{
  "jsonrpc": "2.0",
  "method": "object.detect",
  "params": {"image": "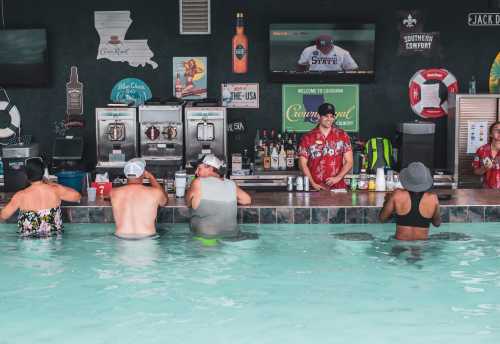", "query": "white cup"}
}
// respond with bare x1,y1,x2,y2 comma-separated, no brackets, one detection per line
295,176,304,191
87,187,97,202
375,168,386,192
175,171,187,198
176,186,186,198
